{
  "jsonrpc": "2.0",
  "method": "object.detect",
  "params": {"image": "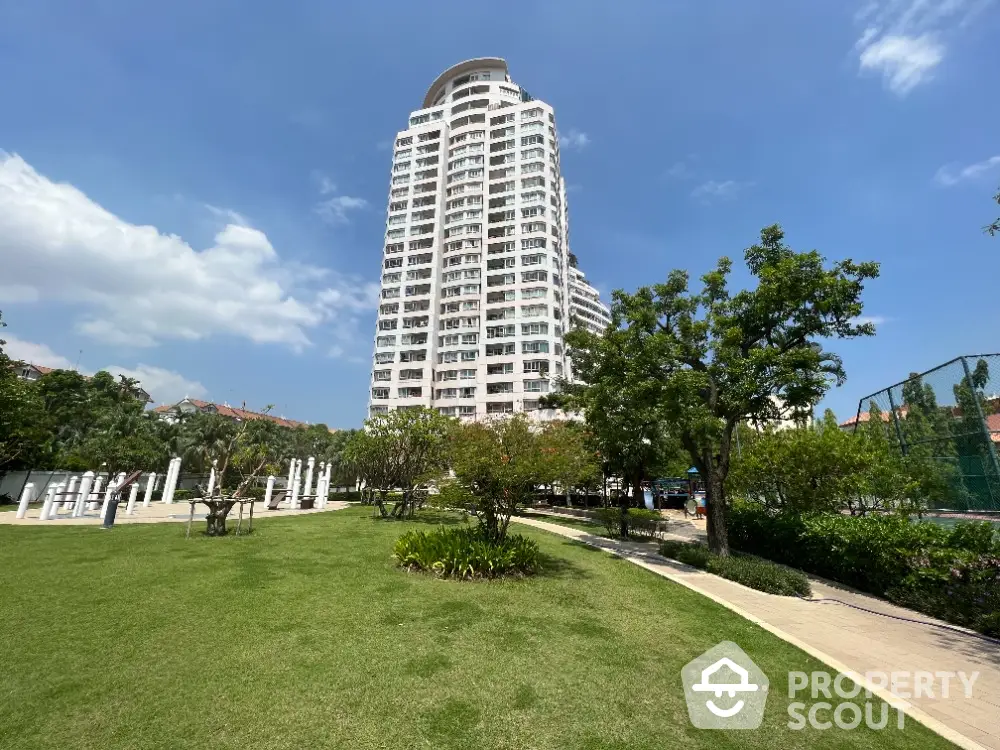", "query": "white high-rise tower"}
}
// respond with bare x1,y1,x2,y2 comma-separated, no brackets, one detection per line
368,58,607,420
